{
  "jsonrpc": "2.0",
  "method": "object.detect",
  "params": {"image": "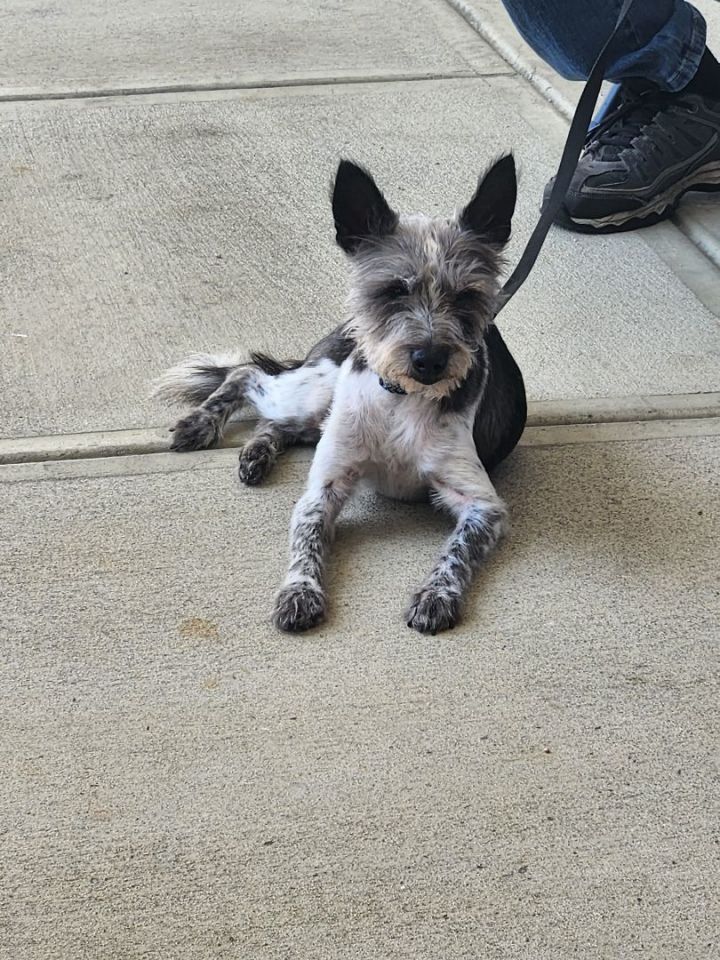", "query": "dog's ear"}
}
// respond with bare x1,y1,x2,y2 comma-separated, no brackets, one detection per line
332,160,398,254
460,154,517,245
